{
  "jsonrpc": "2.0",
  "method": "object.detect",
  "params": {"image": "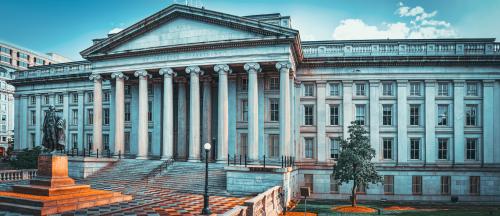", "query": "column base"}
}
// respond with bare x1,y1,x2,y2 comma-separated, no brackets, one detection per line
135,156,149,160
216,159,228,164
160,156,173,161
187,159,201,163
